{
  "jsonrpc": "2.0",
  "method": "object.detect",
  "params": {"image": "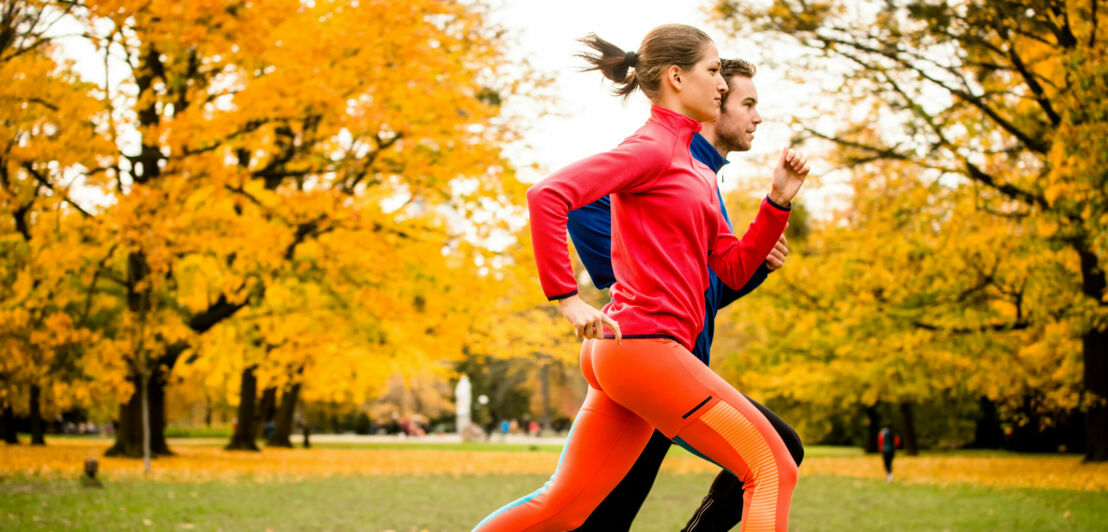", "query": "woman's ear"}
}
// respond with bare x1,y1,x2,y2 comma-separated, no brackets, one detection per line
666,64,683,91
